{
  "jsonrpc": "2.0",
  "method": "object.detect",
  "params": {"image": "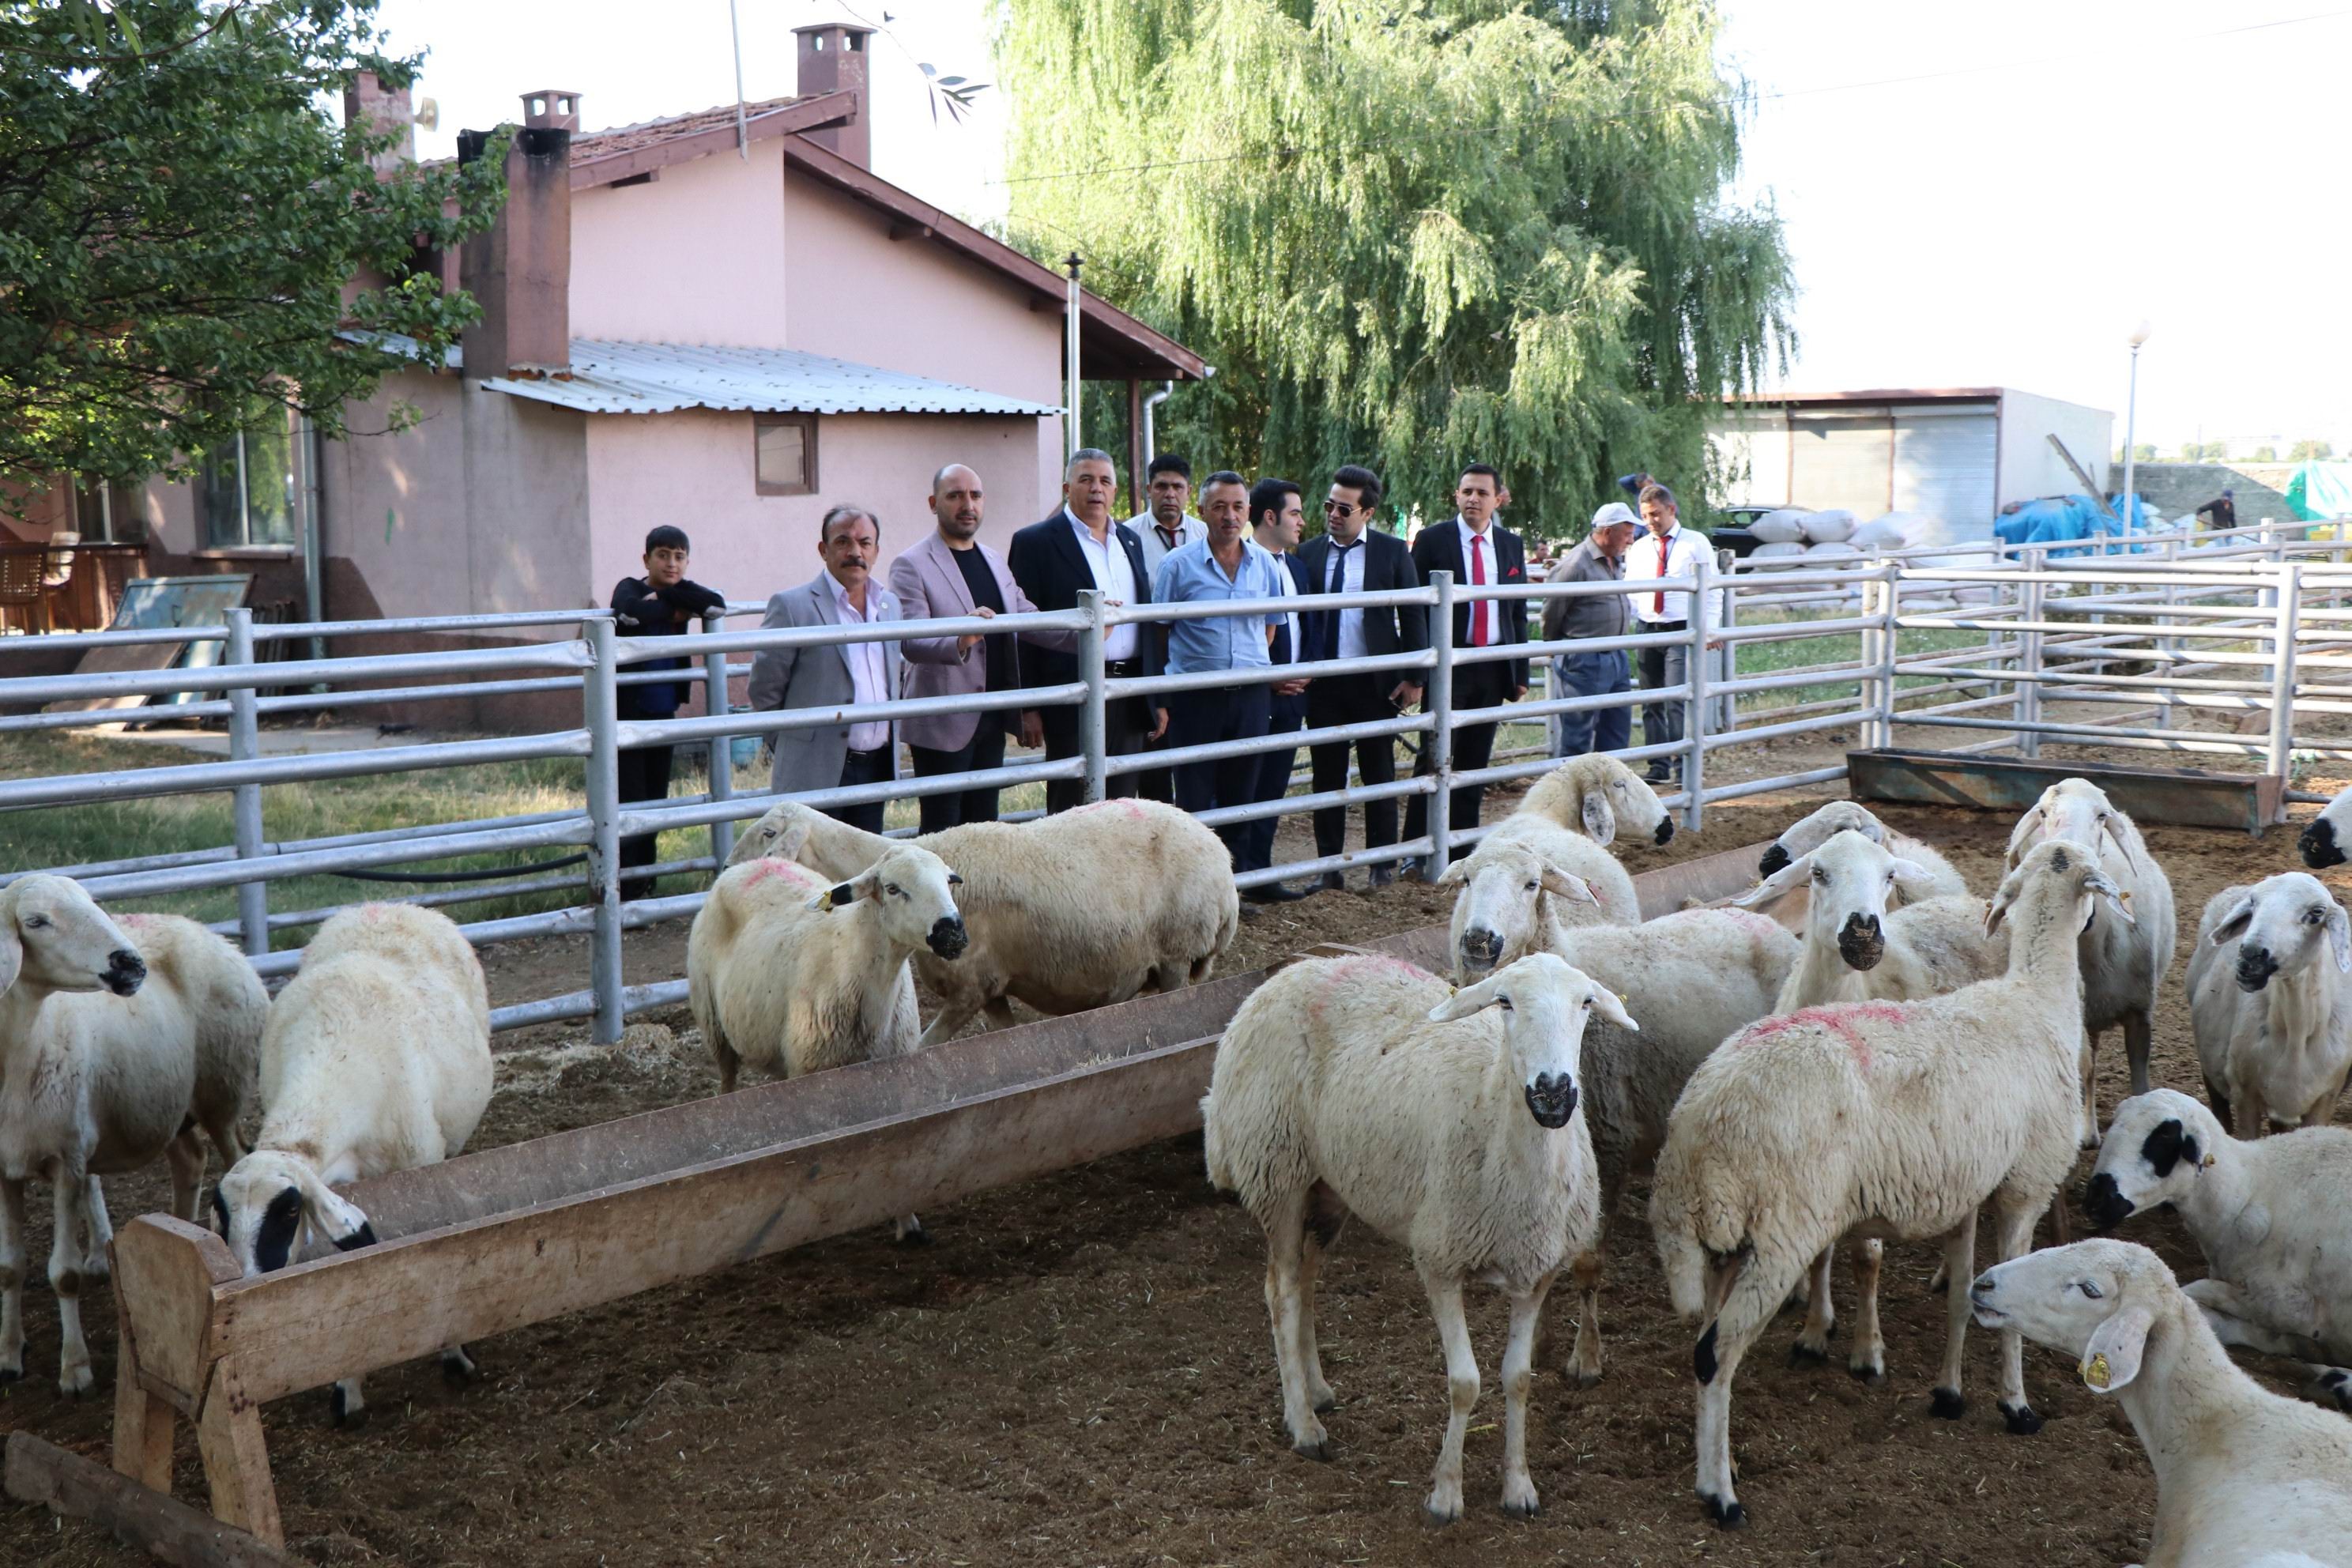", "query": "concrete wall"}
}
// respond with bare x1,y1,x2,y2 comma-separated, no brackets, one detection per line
1997,390,2113,507
583,407,1046,605
2118,462,2297,526
571,138,791,348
